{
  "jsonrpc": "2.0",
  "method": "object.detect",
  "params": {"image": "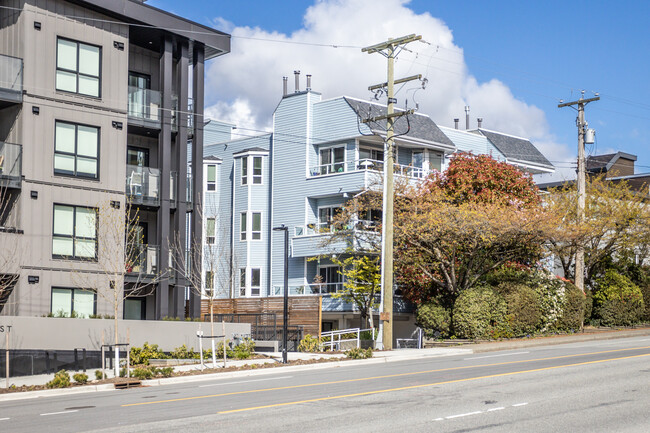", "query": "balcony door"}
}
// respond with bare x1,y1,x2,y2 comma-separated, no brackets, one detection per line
128,72,151,118
127,146,149,167
318,266,342,294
